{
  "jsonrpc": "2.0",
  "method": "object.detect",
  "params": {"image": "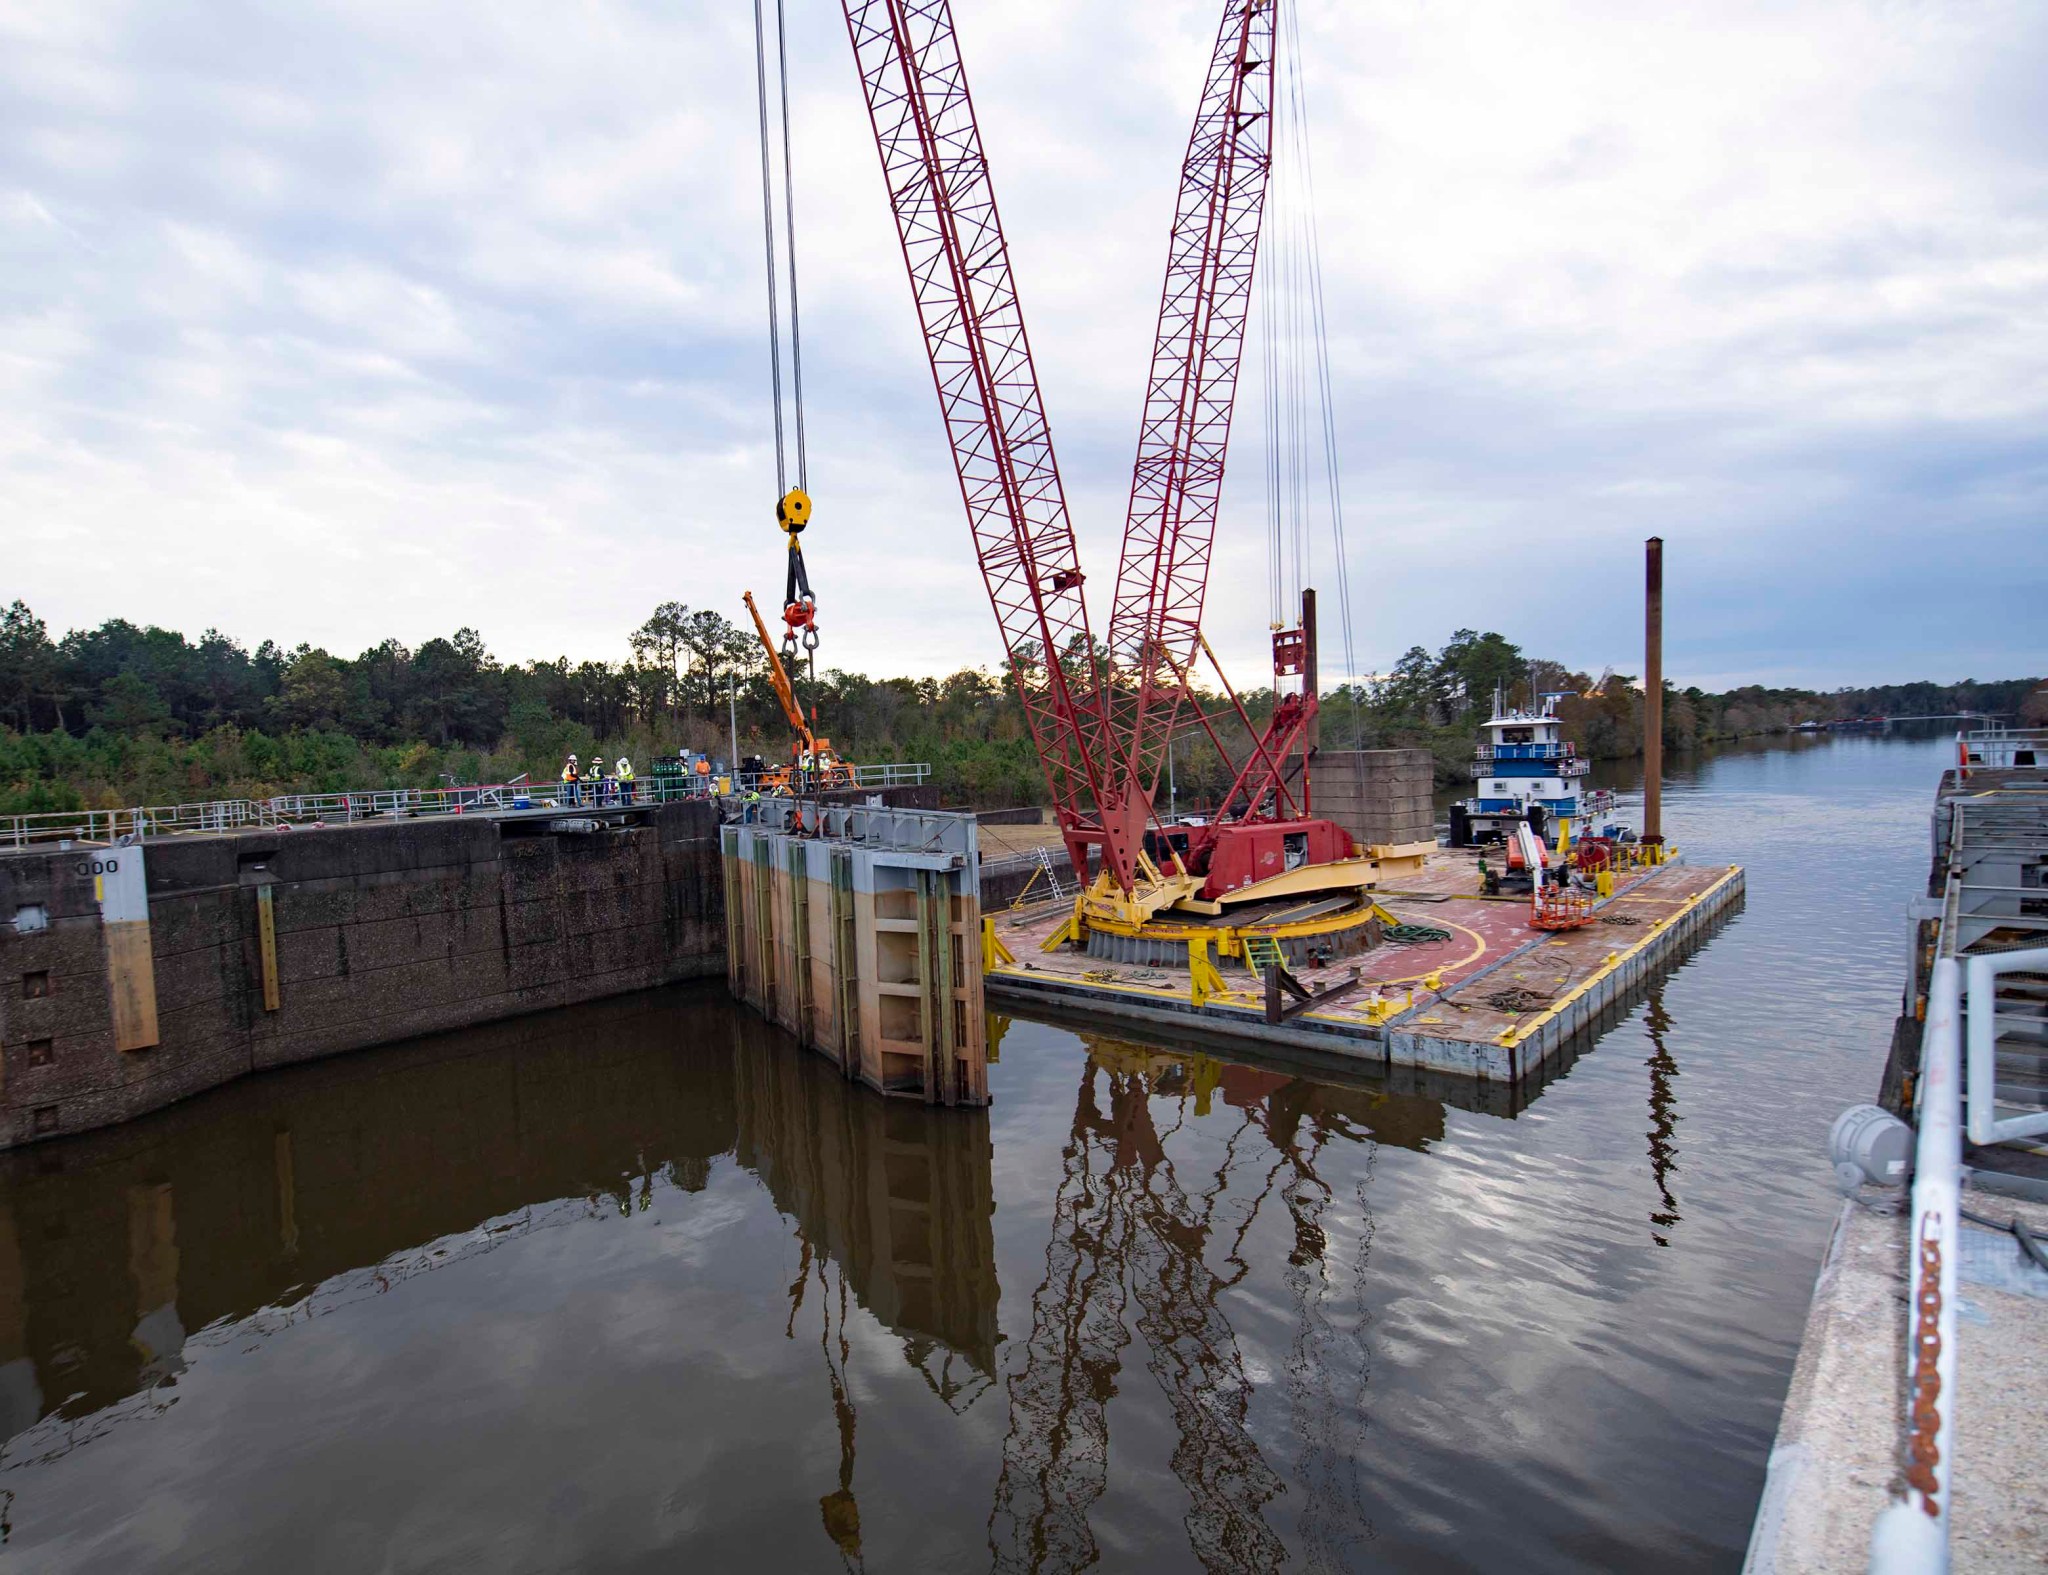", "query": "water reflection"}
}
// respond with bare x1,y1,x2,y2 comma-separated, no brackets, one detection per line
991,1036,1437,1574
1644,986,1682,1244
0,990,998,1479
0,984,1461,1571
0,946,1723,1569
